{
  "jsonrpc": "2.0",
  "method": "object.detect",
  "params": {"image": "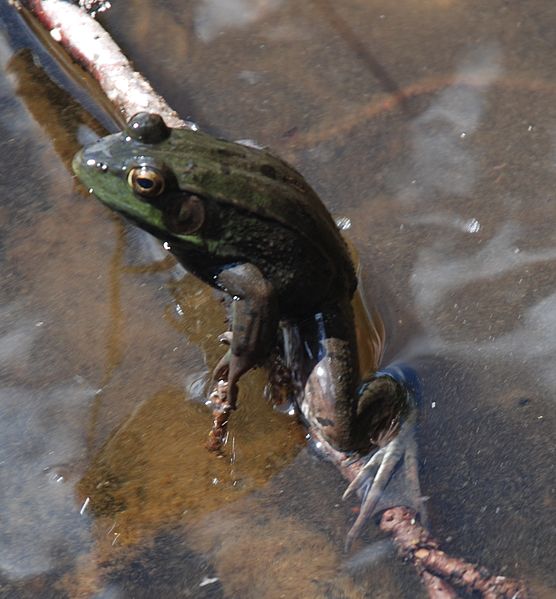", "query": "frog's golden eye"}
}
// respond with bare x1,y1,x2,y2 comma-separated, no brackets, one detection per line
127,166,165,198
